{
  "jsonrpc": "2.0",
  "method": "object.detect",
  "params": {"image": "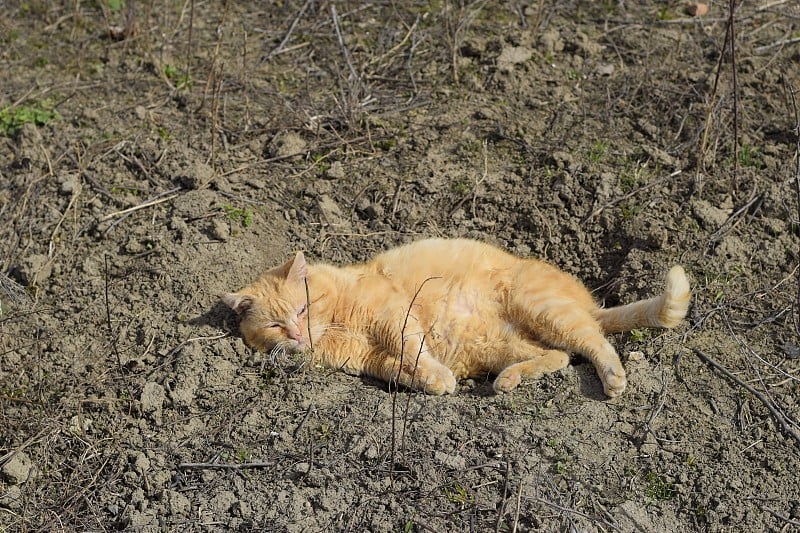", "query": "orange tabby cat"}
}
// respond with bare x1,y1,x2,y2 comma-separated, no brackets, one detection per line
223,238,690,397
